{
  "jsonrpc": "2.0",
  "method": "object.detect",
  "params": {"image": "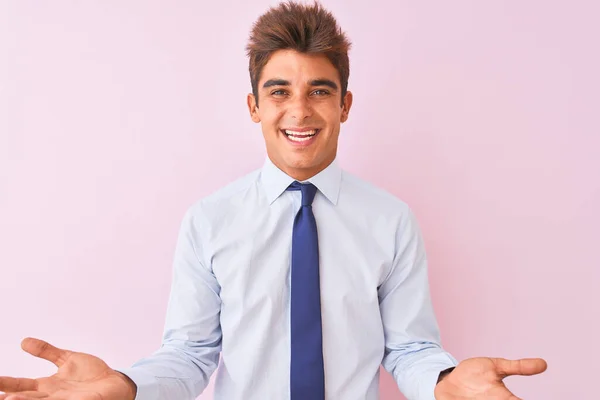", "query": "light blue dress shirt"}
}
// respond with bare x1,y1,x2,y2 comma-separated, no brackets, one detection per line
119,156,457,400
